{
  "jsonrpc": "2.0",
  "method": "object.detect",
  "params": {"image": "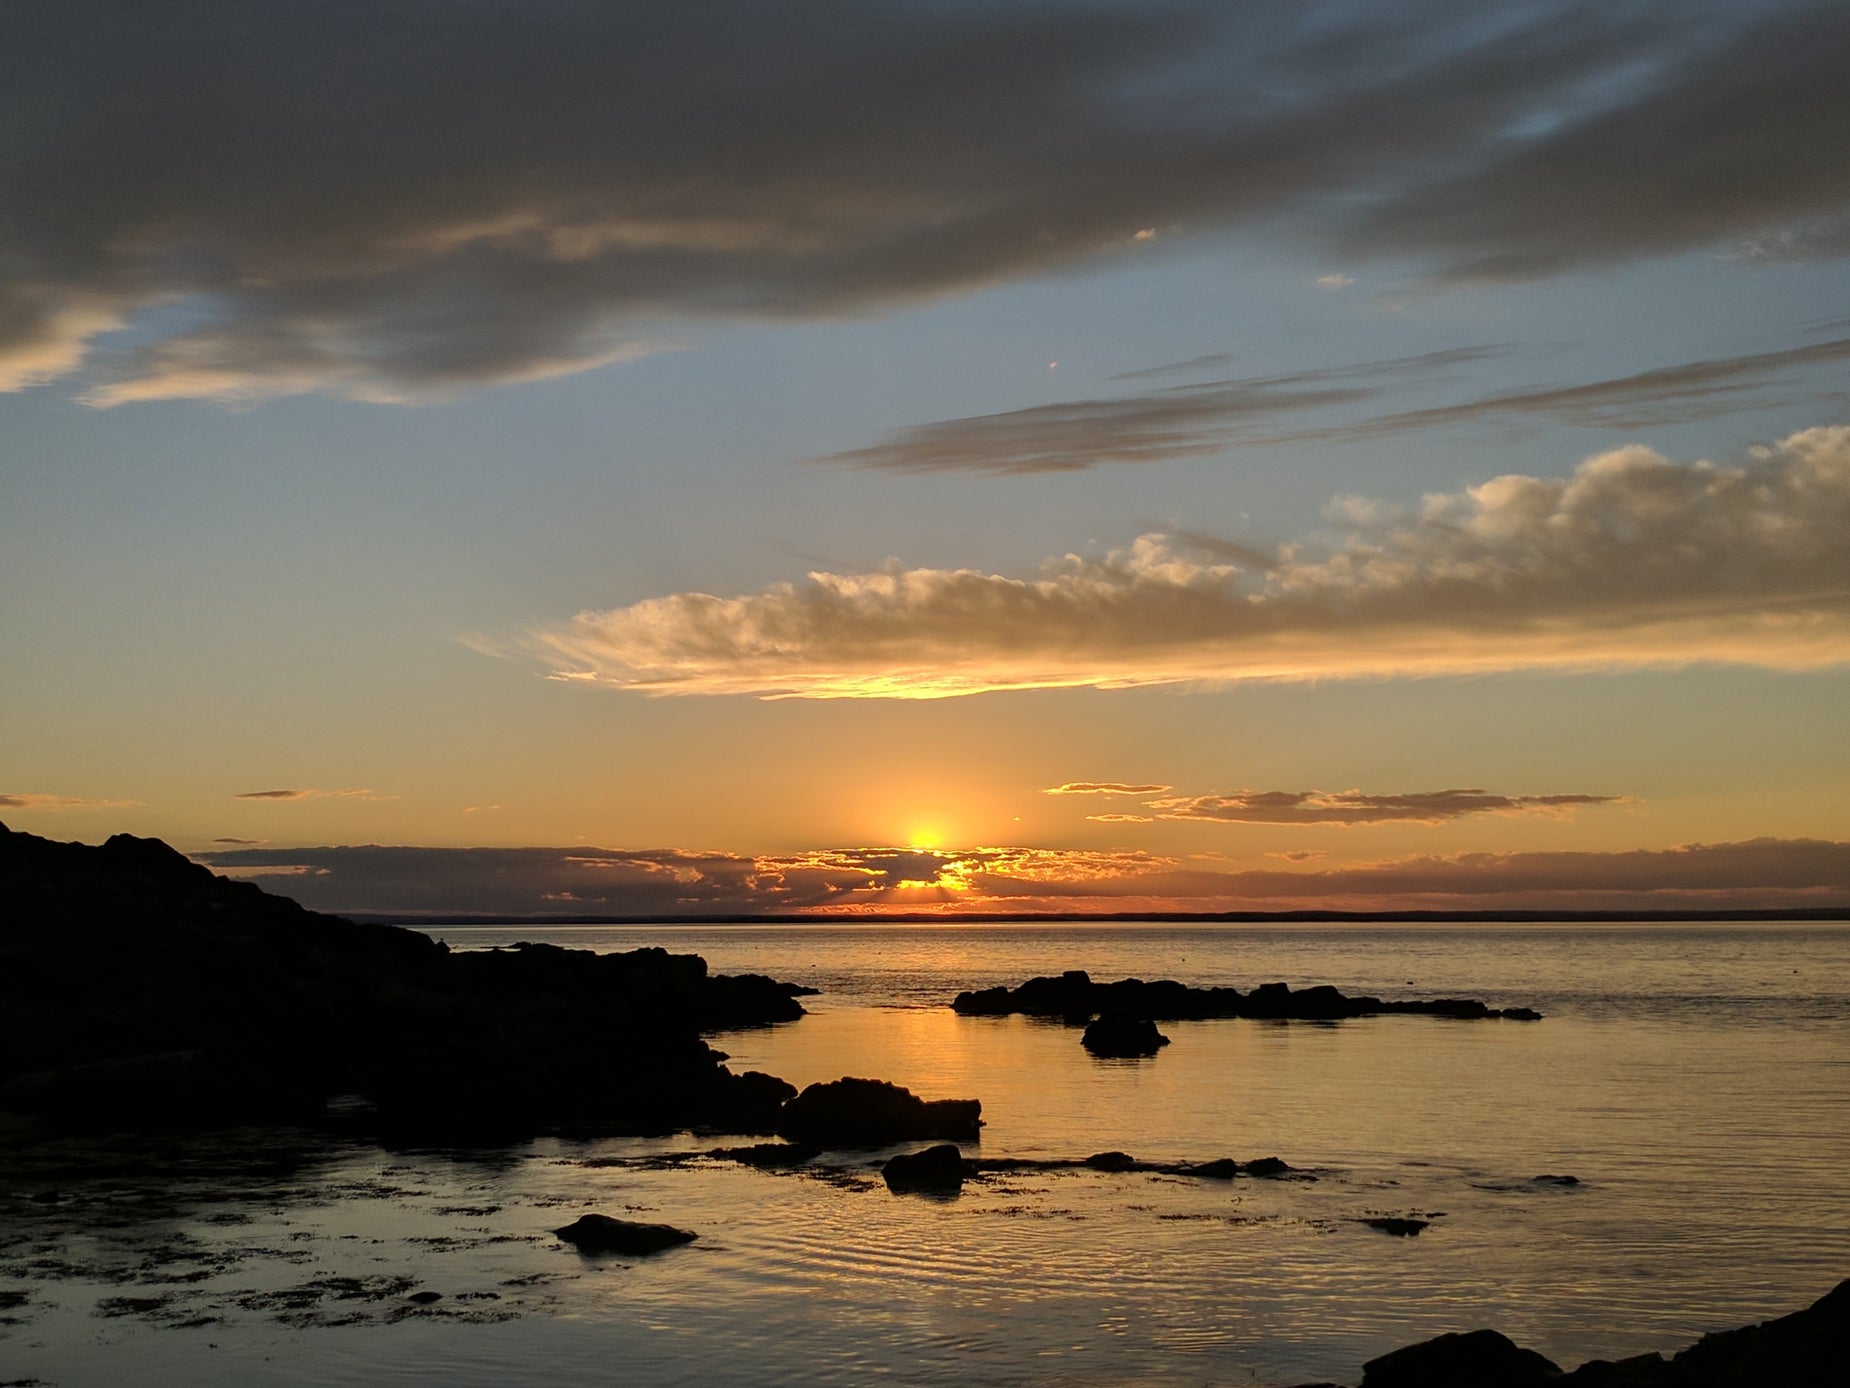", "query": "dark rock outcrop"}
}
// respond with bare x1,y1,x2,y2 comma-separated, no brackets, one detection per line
1362,1328,1561,1387
882,1143,966,1194
1082,1014,1170,1057
554,1214,698,1255
1352,1278,1850,1388
1358,1216,1430,1236
776,1077,982,1149
967,1152,1302,1180
708,1142,821,1169
0,823,808,1140
954,970,1541,1023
